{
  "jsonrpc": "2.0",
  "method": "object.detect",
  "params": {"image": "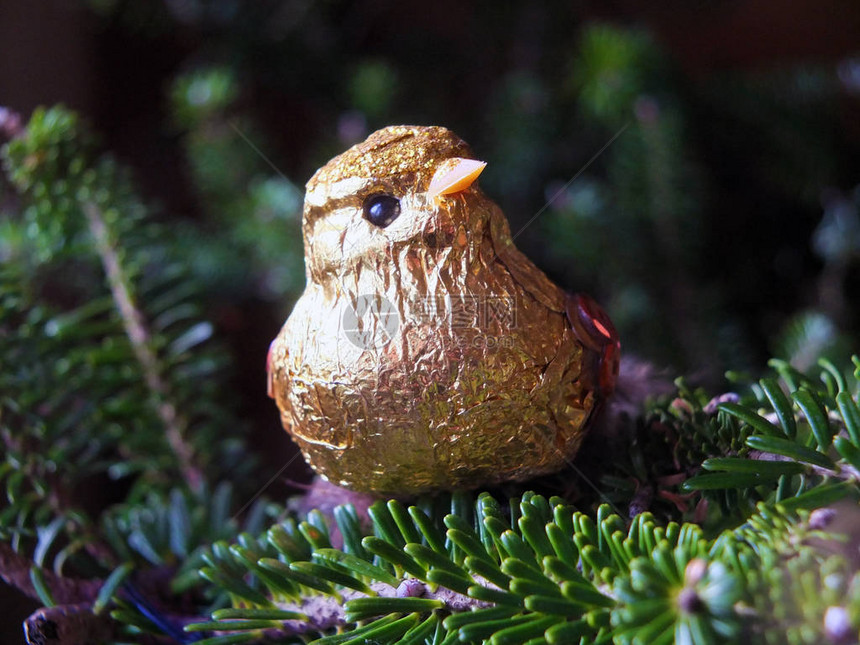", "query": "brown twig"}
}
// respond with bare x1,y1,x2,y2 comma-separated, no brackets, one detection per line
0,543,200,644
83,201,203,492
24,604,119,645
0,541,101,606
